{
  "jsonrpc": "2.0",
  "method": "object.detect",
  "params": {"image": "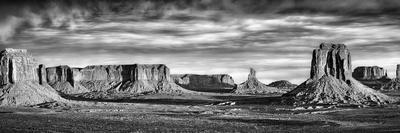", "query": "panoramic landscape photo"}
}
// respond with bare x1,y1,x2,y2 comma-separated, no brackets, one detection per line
0,0,400,132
